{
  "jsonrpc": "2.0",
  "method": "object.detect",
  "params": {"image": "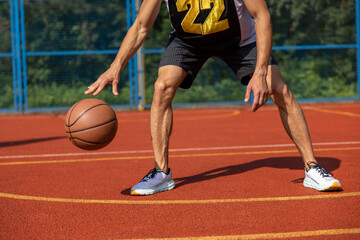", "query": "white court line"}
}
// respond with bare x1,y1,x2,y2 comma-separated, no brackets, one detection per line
1,141,360,160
